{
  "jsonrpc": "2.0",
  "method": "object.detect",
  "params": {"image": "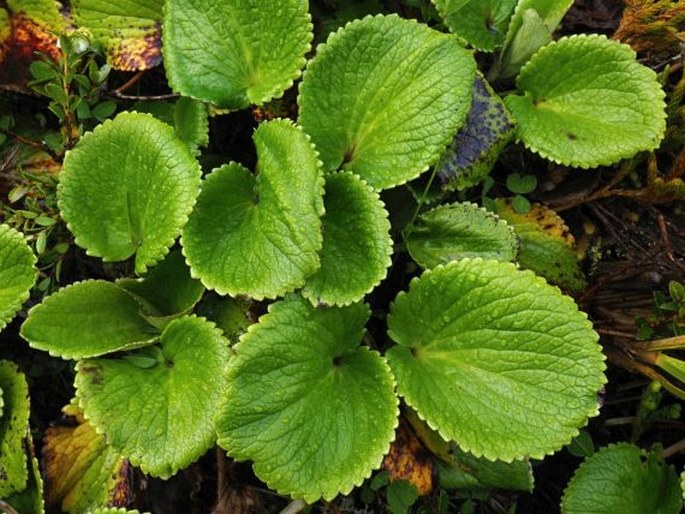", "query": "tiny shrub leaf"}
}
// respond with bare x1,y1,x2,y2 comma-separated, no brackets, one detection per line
163,0,312,109
0,360,30,497
302,172,392,306
182,119,324,300
561,444,682,514
58,112,201,274
21,280,159,360
432,0,518,51
406,202,518,269
75,316,229,479
216,295,399,503
504,34,666,168
386,259,606,461
0,224,36,331
298,14,476,190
